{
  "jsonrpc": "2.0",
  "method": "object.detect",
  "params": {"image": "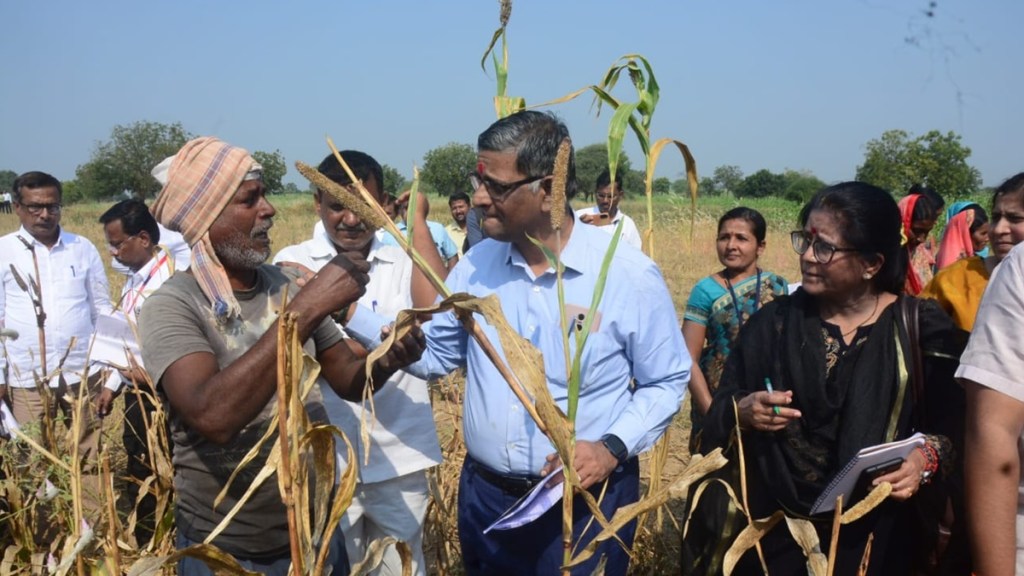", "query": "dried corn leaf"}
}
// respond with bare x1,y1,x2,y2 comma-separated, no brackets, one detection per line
127,543,261,576
648,137,698,250
213,348,319,508
367,293,617,529
316,427,358,574
299,424,348,573
723,511,785,576
302,426,338,543
785,516,828,576
858,532,874,575
649,138,697,206
366,292,562,445
841,481,892,524
397,540,413,576
350,536,398,576
204,457,277,544
566,449,728,568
